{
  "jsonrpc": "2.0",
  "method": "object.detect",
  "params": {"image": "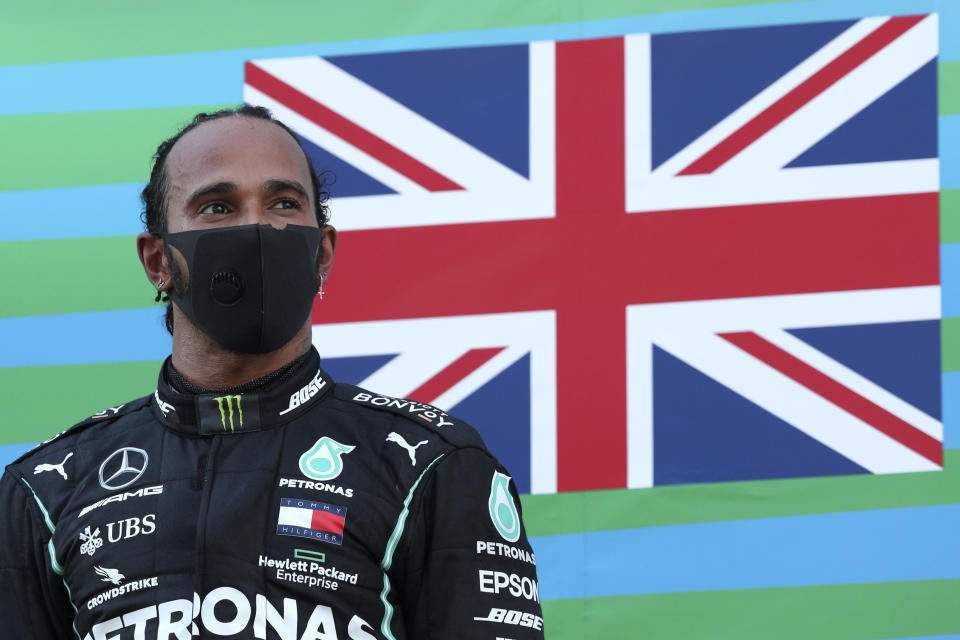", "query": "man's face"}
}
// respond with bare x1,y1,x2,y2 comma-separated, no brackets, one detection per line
163,116,319,234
